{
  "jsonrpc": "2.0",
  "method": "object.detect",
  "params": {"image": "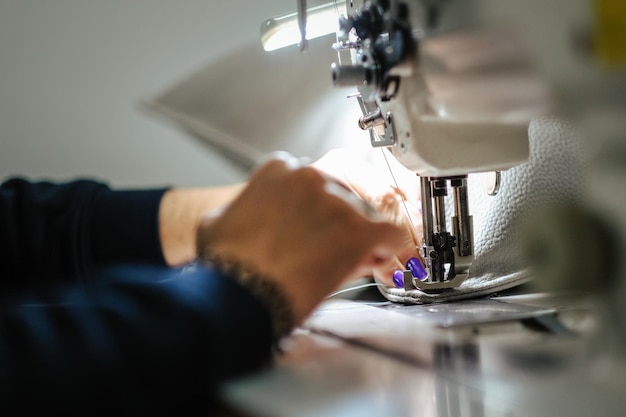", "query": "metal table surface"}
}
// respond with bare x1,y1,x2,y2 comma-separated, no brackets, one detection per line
220,288,626,417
